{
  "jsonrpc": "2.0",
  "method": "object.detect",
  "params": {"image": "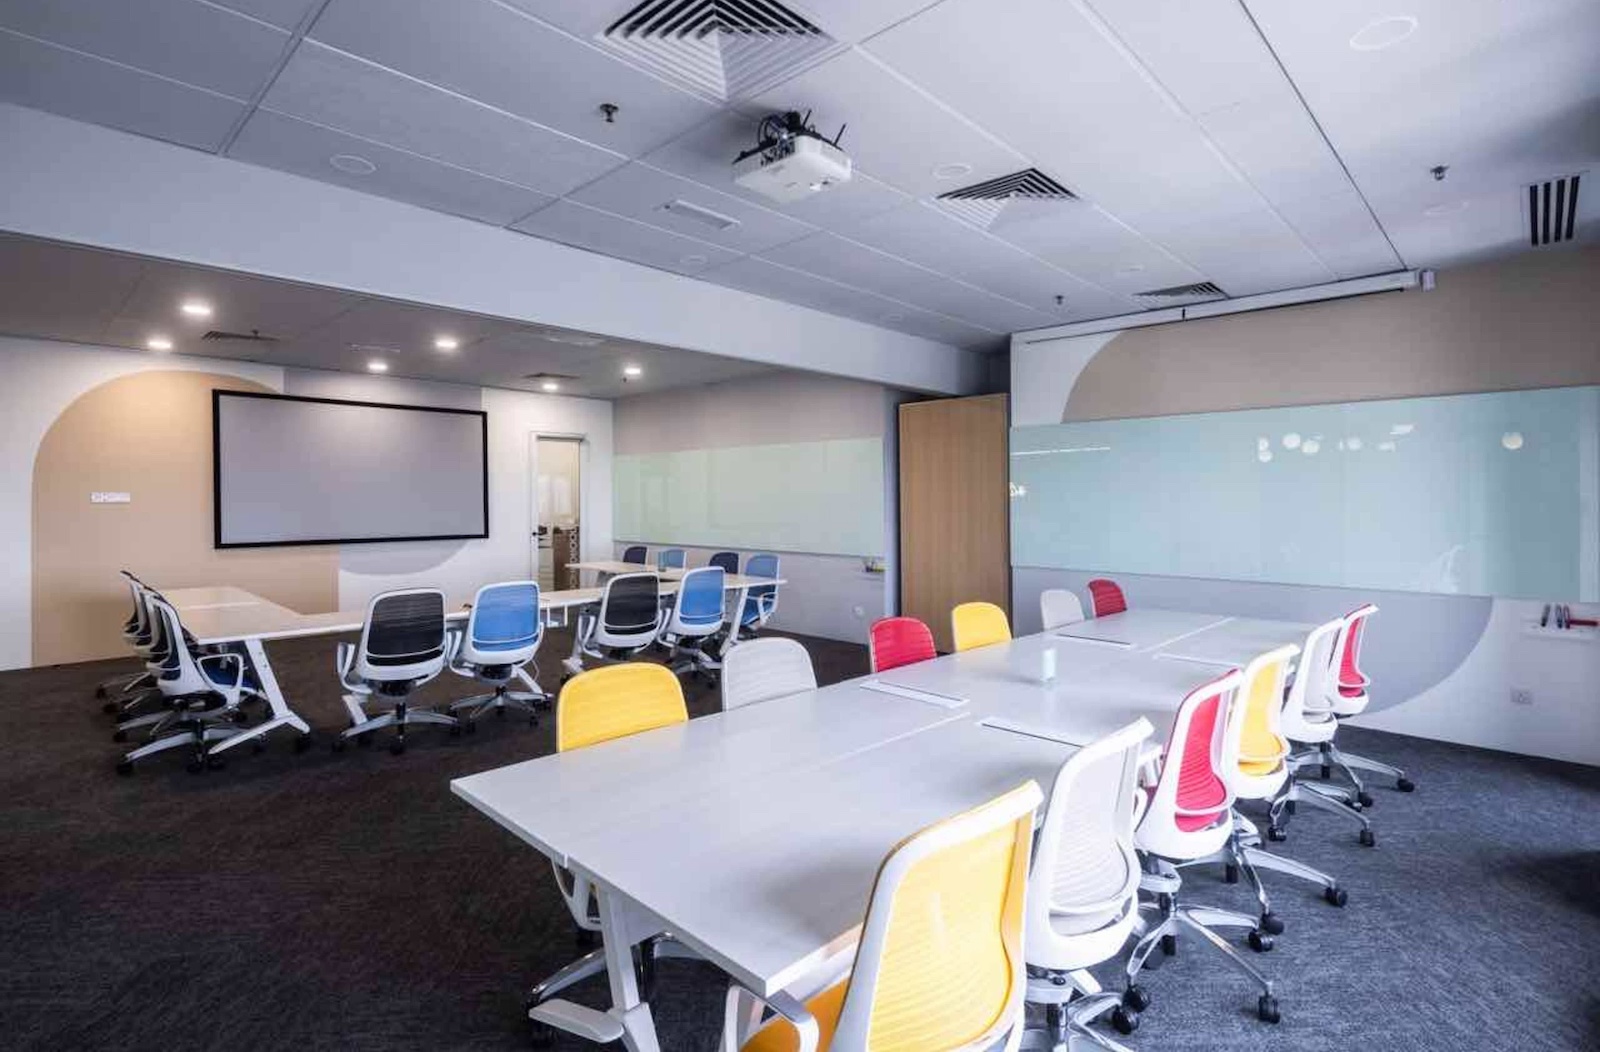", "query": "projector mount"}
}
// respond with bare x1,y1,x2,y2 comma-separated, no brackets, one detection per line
734,110,846,167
